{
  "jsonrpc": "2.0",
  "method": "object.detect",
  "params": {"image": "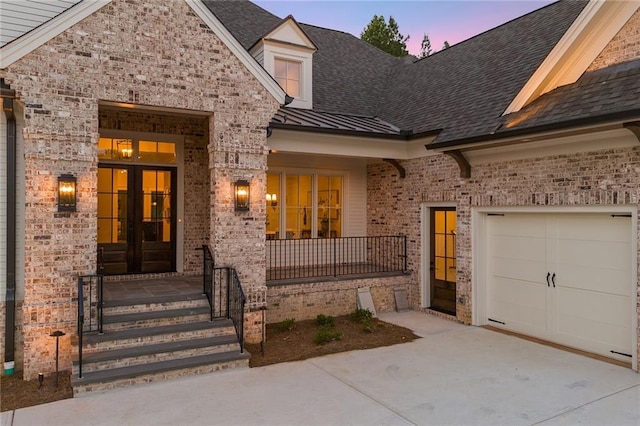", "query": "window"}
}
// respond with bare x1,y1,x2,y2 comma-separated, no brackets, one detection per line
98,137,176,164
266,172,342,239
274,58,301,98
